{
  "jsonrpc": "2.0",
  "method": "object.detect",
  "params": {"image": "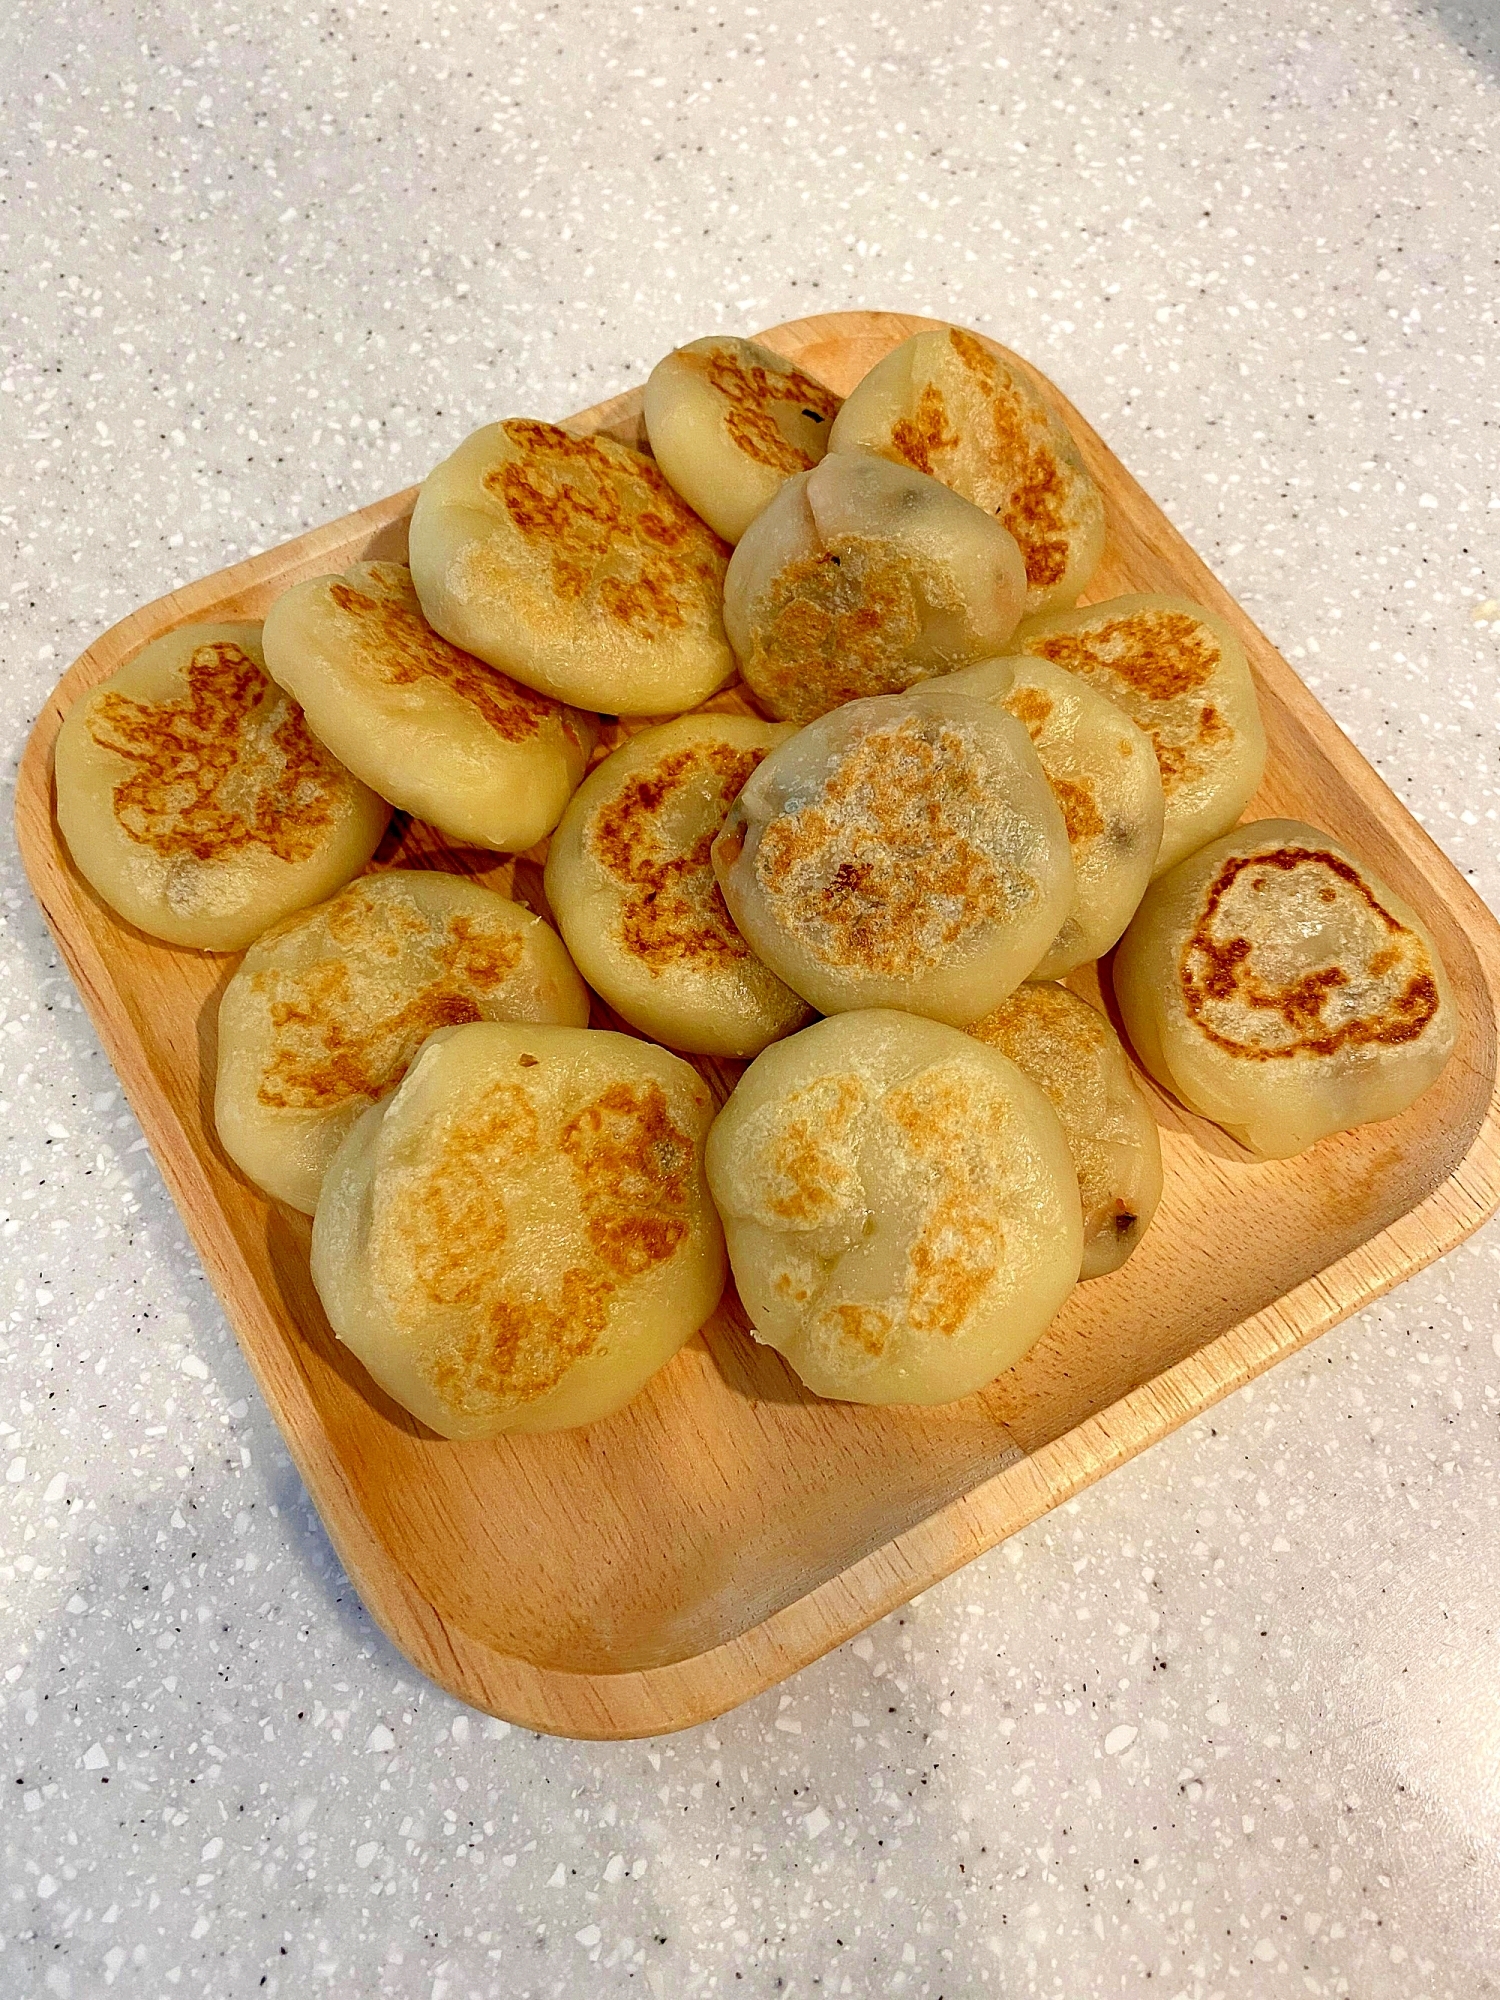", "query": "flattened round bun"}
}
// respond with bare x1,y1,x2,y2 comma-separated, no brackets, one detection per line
408,418,734,715
827,326,1106,615
544,714,812,1058
1113,818,1456,1158
311,1021,725,1438
643,335,842,544
1010,594,1267,877
54,622,389,952
711,685,1073,1024
945,655,1164,978
215,870,589,1213
261,561,594,853
722,453,1027,725
968,982,1162,1279
707,1010,1082,1404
